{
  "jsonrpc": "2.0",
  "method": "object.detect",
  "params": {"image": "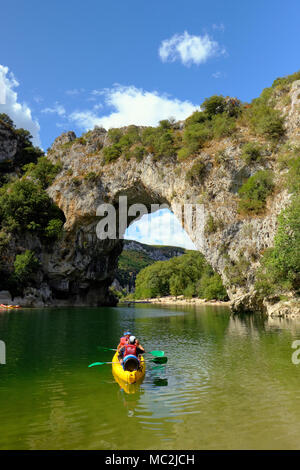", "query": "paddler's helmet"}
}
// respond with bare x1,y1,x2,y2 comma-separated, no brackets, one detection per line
129,335,136,344
123,331,131,336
